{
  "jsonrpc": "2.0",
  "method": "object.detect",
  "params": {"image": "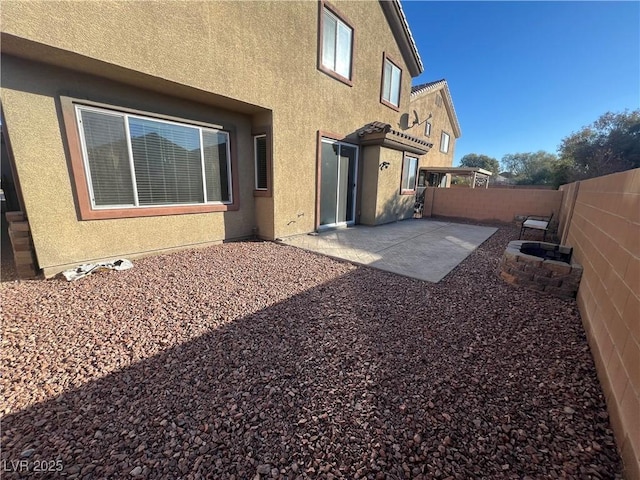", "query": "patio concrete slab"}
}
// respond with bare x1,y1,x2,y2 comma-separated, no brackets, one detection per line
279,219,497,282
